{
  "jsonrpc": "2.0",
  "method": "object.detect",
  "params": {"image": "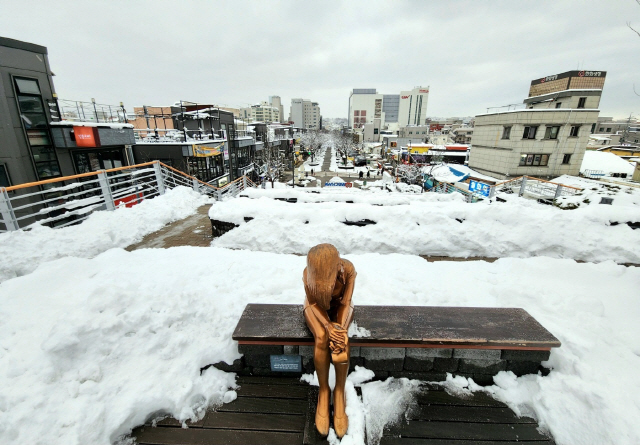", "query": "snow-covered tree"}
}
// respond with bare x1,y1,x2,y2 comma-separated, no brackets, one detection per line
333,133,357,166
256,143,282,188
396,163,423,185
